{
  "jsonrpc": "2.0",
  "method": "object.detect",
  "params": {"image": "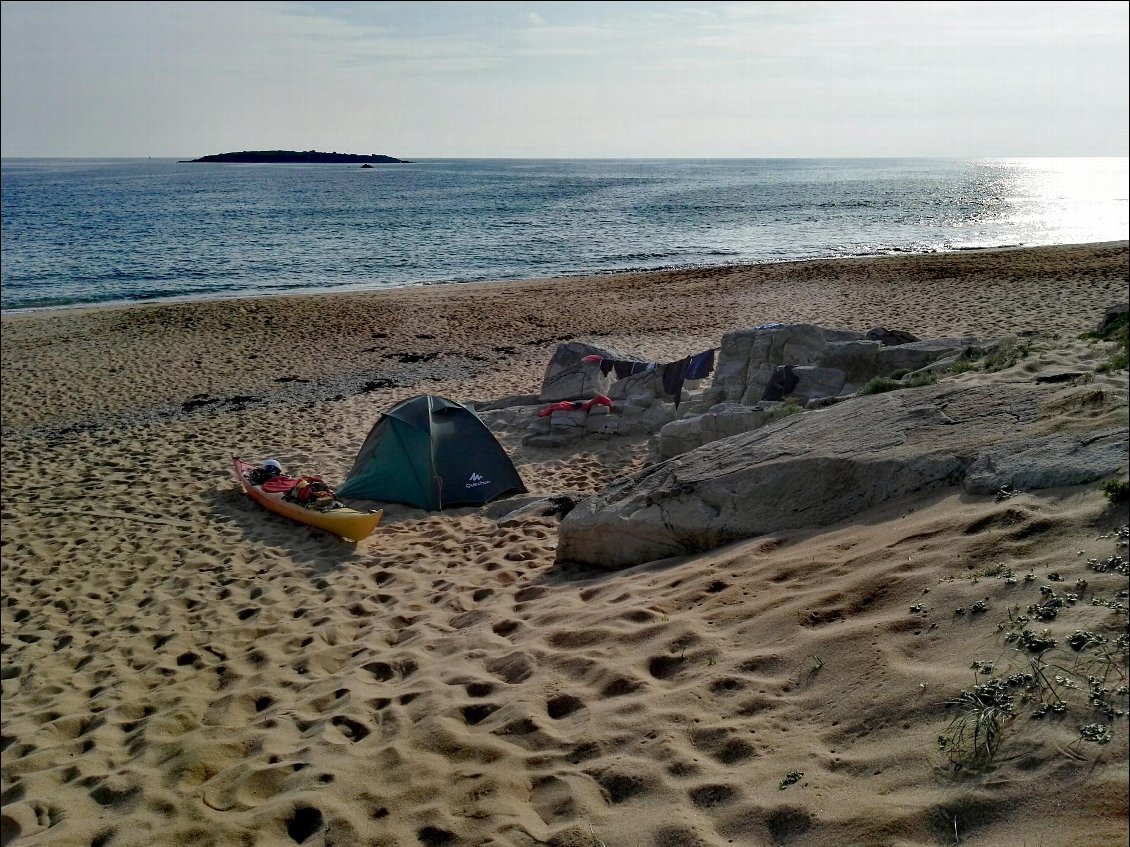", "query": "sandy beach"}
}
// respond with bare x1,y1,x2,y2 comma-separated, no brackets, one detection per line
2,242,1128,847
